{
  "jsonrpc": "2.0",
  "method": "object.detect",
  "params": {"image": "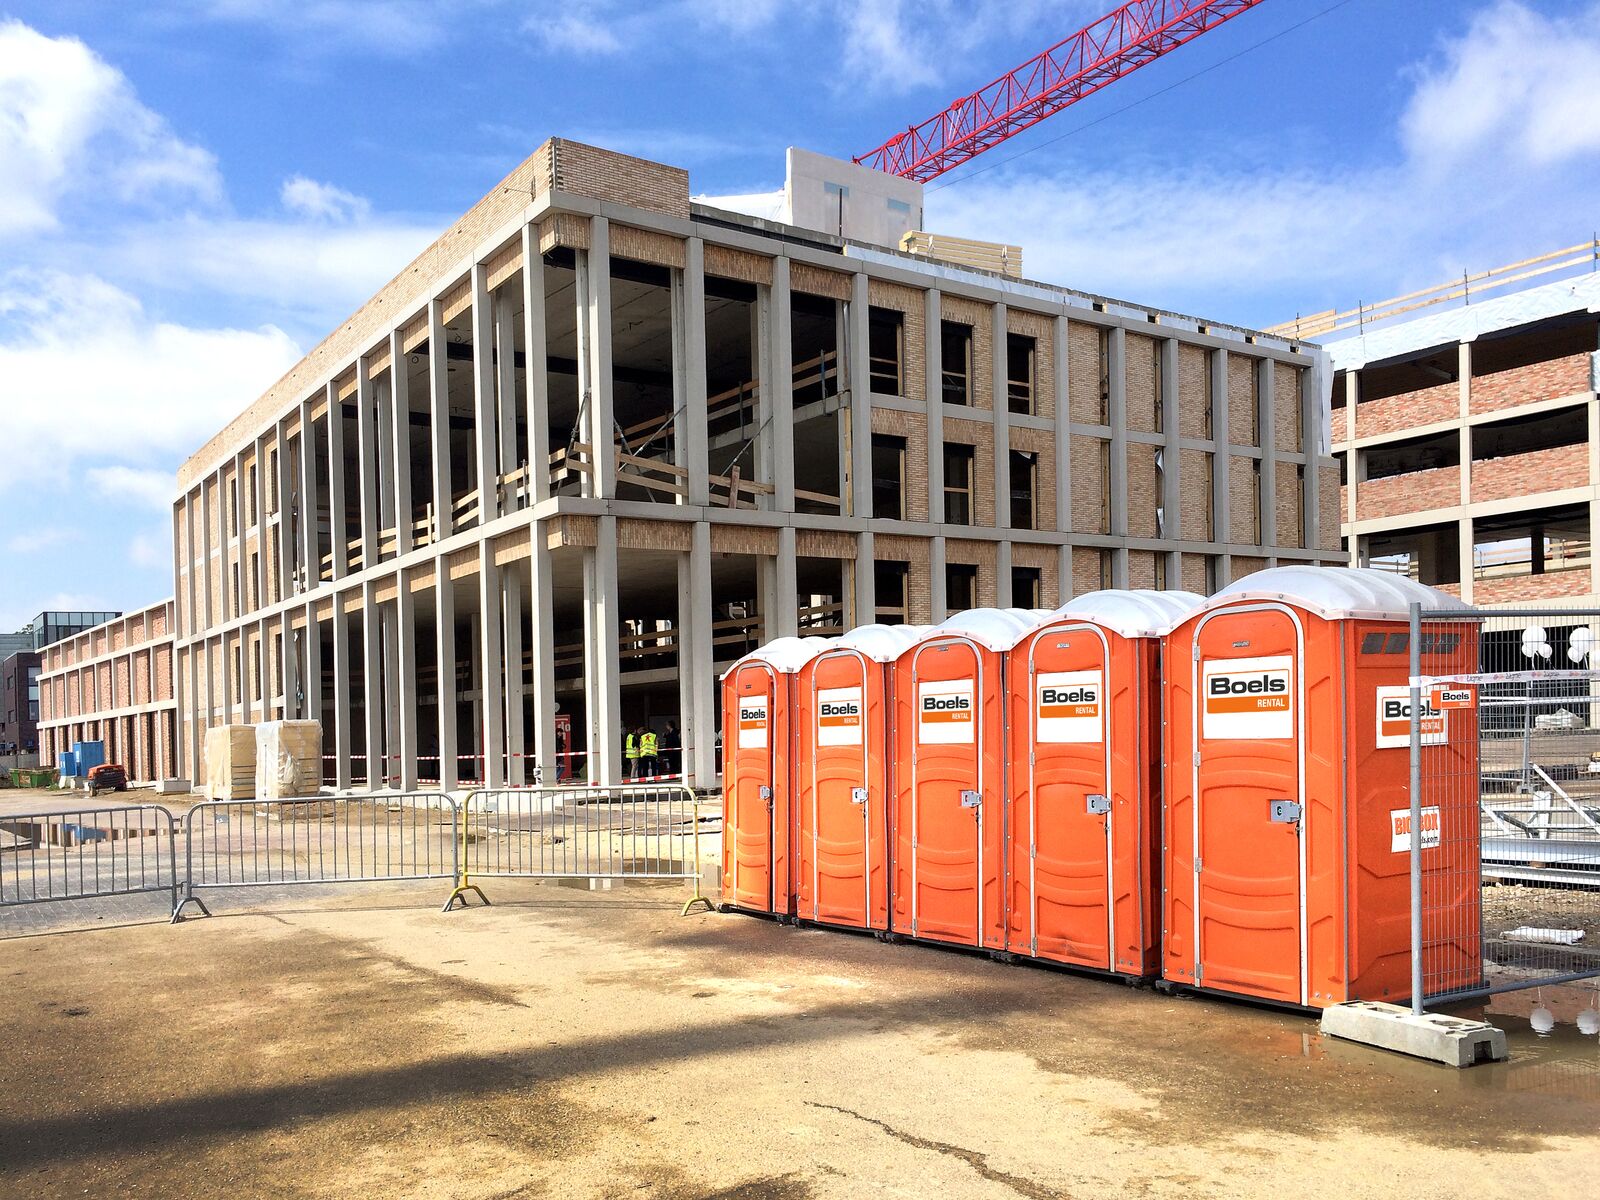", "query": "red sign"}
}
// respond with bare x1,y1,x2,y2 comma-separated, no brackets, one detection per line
1430,684,1476,711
